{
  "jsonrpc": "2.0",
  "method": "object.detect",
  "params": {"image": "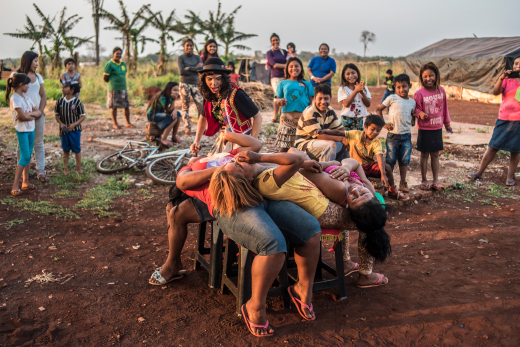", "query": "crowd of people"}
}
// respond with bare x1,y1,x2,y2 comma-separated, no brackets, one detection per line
5,37,520,338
